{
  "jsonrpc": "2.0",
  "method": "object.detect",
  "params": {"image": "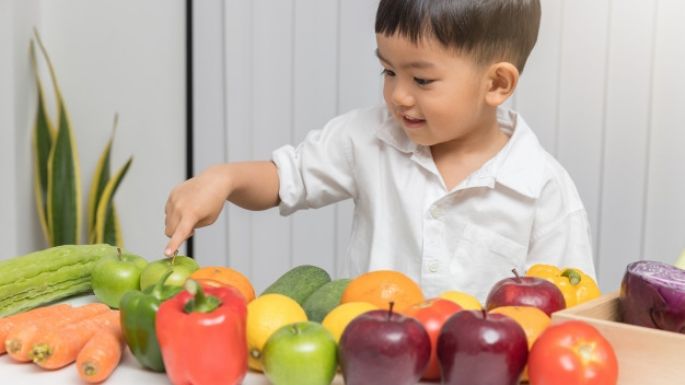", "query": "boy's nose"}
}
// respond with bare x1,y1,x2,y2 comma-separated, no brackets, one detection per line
390,83,415,107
